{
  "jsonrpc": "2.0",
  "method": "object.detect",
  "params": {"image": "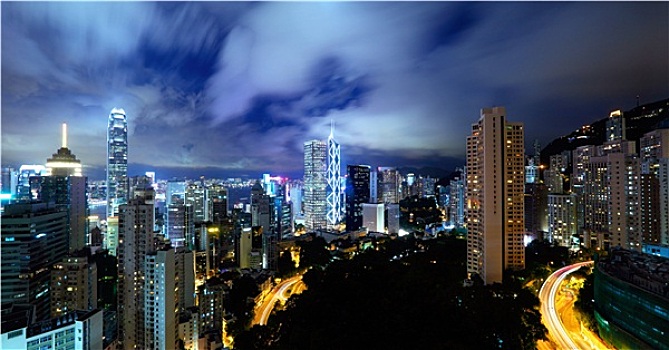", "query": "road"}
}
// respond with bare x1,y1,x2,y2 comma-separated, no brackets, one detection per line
252,274,306,326
538,261,610,350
